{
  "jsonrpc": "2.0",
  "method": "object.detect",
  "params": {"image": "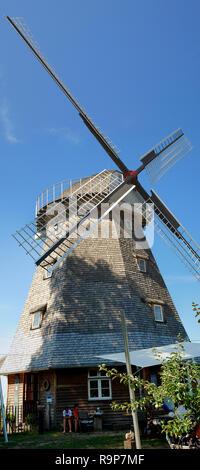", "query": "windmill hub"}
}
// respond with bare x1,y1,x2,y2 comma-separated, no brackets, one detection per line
123,170,138,185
